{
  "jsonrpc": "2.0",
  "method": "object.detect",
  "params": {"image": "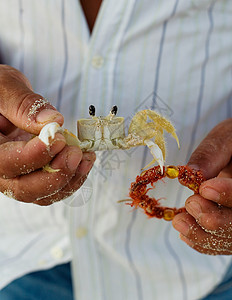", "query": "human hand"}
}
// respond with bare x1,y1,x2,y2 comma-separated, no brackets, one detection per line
172,118,232,255
0,65,95,206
